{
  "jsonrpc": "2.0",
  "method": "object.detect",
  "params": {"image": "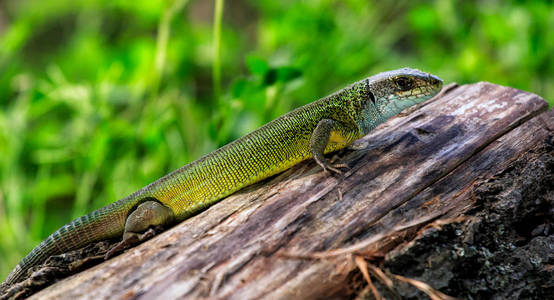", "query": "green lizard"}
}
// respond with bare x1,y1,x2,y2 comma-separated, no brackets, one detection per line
1,68,442,288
